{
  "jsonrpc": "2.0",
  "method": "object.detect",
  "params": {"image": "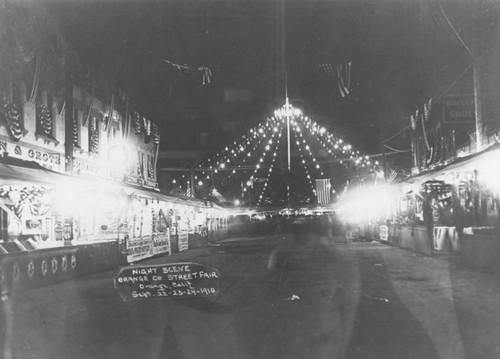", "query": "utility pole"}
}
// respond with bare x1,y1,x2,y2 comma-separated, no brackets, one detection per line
473,28,484,152
64,71,74,173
